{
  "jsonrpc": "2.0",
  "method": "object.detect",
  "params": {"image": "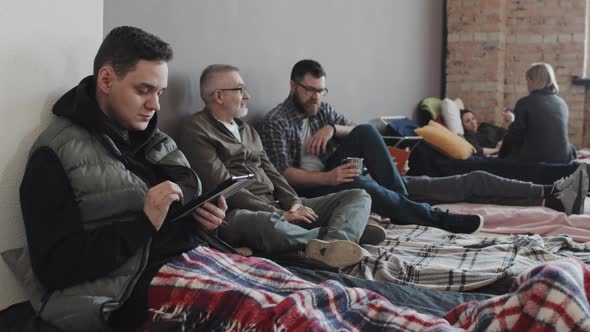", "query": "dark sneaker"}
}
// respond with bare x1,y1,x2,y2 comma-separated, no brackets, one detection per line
305,239,363,268
359,223,387,245
553,164,589,215
438,211,484,234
